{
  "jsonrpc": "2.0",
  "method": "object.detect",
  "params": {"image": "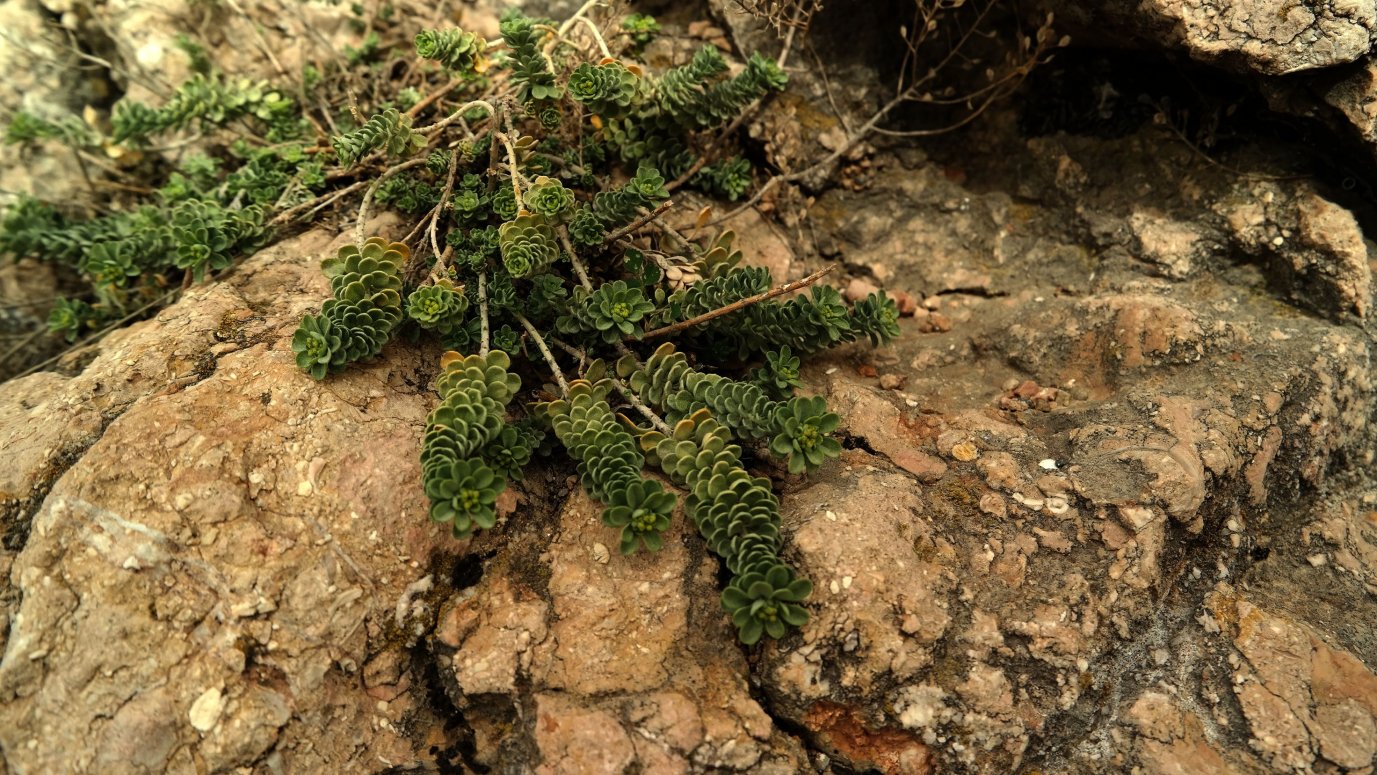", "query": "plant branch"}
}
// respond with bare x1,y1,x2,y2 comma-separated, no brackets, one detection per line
417,99,495,136
666,158,707,193
556,0,604,37
573,16,613,59
517,314,570,396
9,288,180,382
639,264,837,340
428,142,462,259
355,157,428,246
478,270,490,356
603,200,674,244
496,130,524,207
269,178,367,227
405,77,463,118
557,229,594,290
552,338,670,433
